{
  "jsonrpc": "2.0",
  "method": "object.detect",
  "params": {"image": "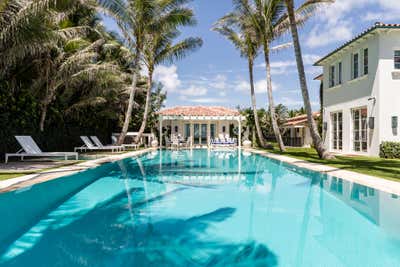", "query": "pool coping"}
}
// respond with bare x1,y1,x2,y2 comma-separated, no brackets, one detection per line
0,148,157,193
245,148,400,196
